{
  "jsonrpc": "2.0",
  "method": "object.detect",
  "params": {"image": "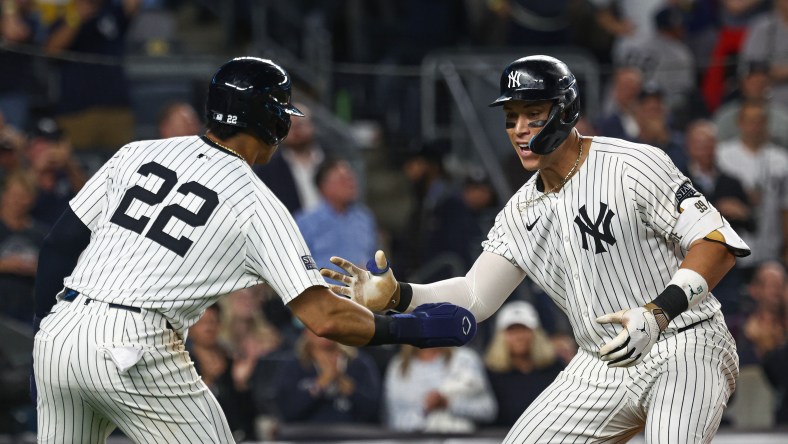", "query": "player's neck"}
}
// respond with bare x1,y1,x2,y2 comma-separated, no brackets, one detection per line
538,131,588,192
205,131,268,165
